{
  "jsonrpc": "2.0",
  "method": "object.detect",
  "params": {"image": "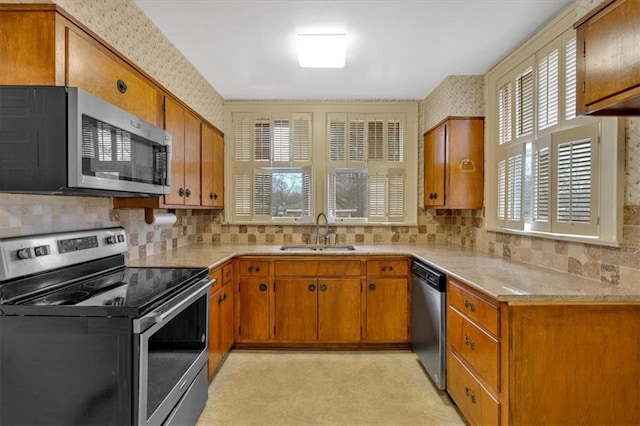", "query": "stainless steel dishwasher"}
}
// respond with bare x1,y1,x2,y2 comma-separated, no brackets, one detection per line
411,259,447,390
